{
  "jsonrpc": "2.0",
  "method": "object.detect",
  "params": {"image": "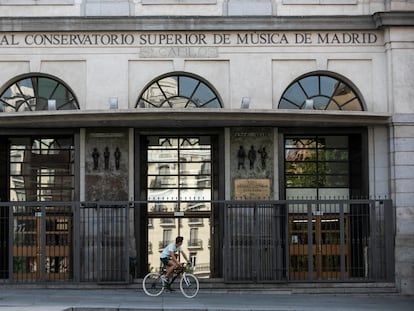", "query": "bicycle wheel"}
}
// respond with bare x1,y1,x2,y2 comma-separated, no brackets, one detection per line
180,273,199,298
142,272,165,296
